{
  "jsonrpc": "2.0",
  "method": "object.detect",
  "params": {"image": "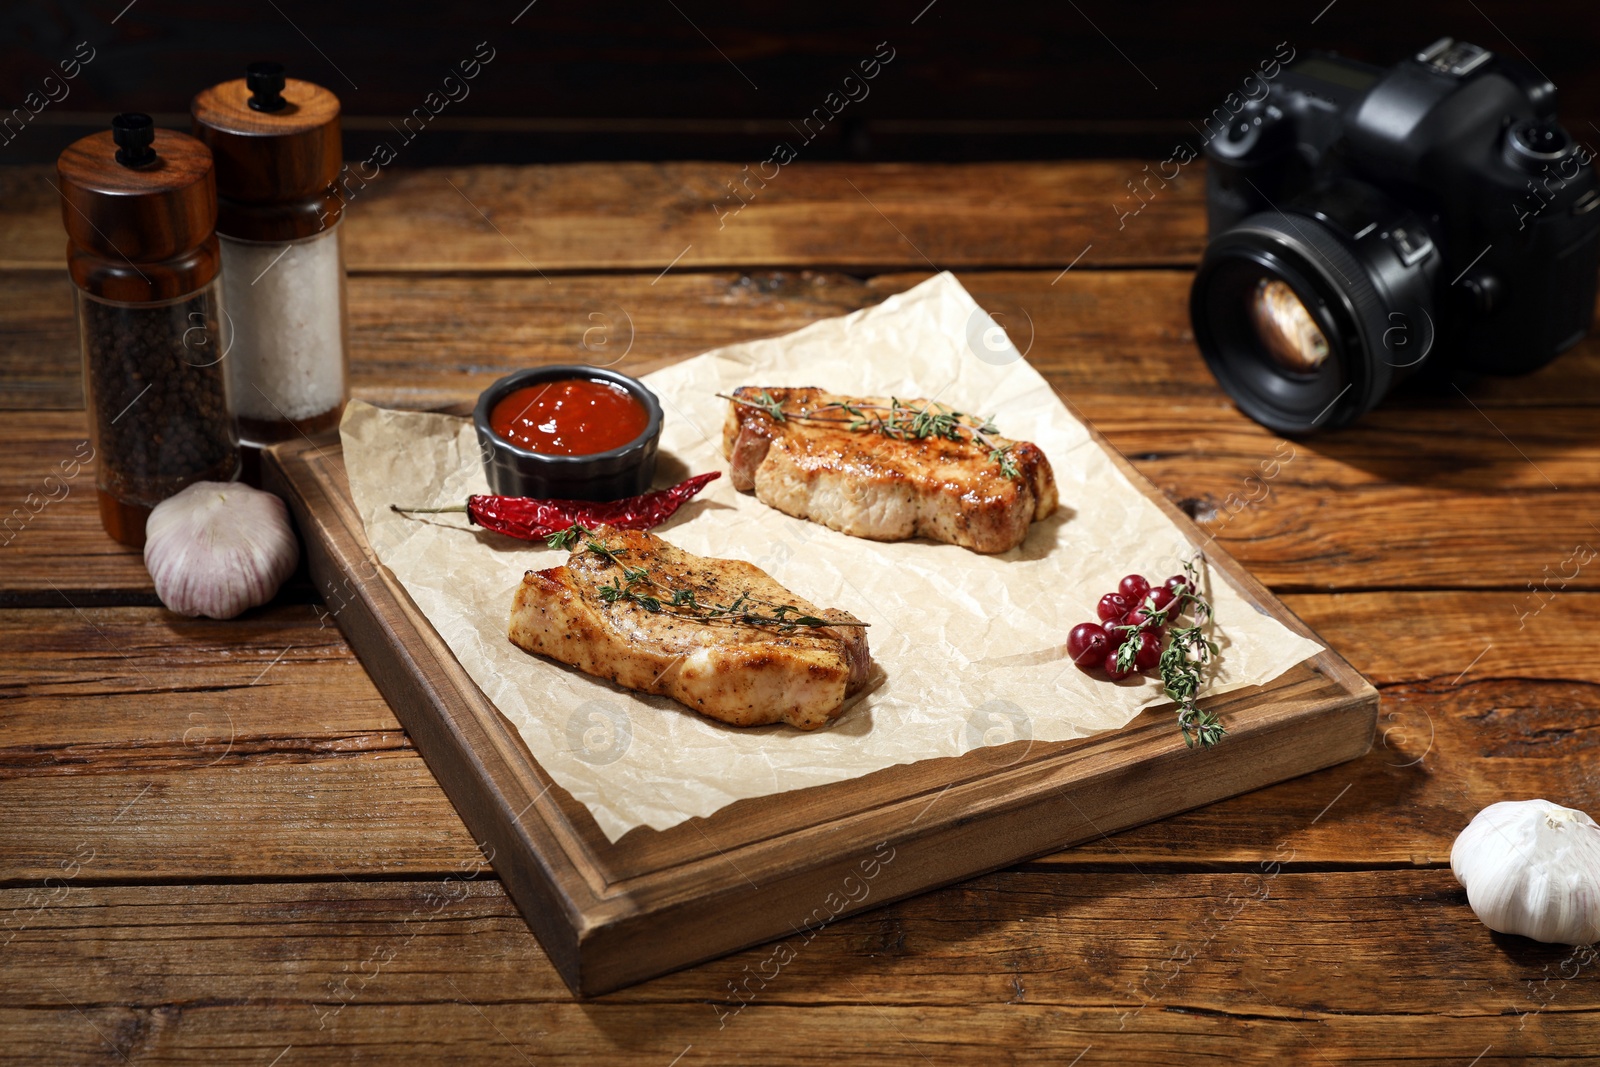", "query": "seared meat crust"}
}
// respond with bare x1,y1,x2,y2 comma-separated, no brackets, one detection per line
722,386,1058,554
509,525,871,730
